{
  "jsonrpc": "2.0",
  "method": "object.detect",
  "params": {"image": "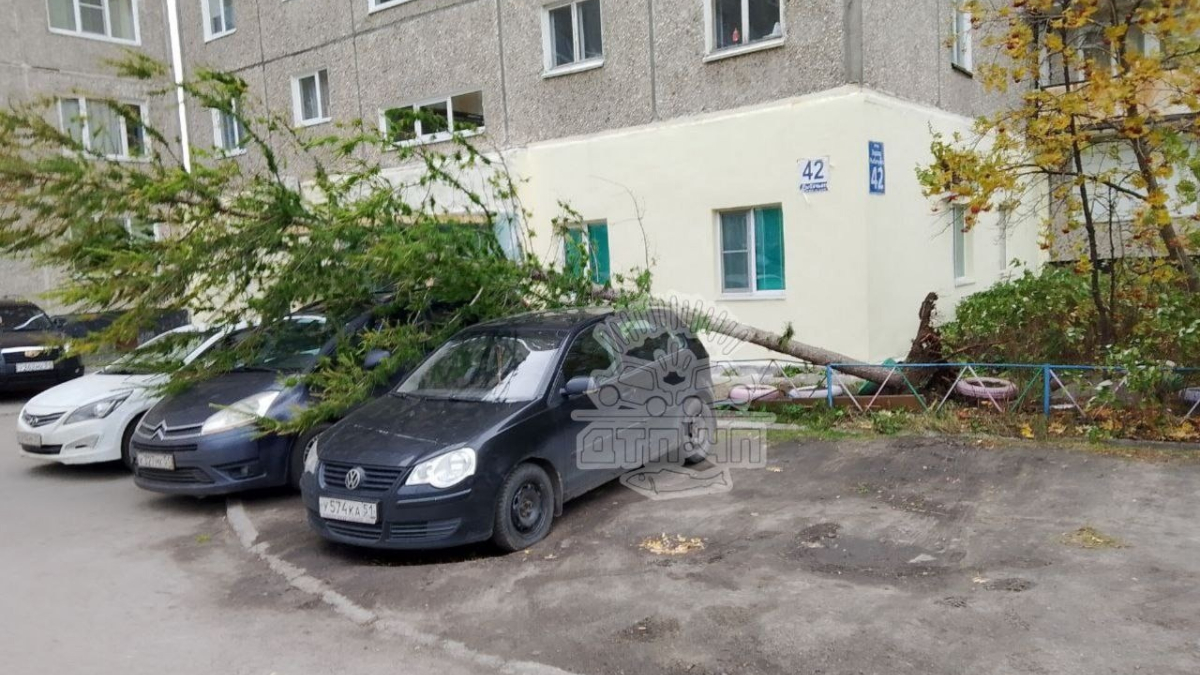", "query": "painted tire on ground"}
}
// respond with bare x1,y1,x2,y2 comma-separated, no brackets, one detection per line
955,377,1018,401
729,385,781,405
1181,387,1200,404
787,385,846,400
